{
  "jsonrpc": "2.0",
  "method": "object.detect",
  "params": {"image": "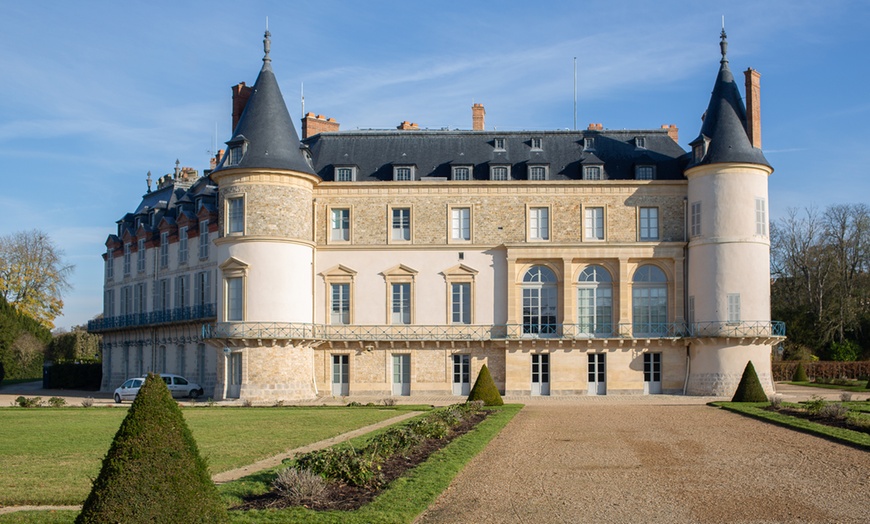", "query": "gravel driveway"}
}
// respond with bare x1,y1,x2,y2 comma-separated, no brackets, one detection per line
416,403,869,524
